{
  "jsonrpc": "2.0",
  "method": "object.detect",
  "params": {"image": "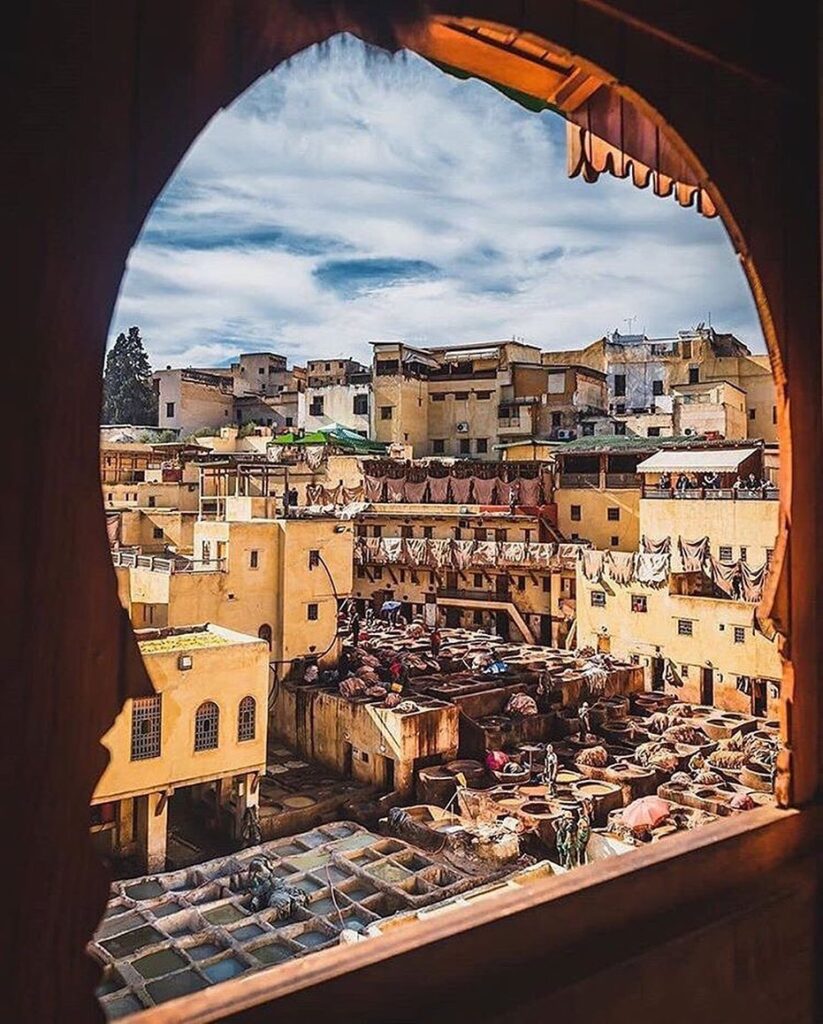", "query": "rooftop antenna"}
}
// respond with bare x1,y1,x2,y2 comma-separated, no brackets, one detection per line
624,315,637,334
